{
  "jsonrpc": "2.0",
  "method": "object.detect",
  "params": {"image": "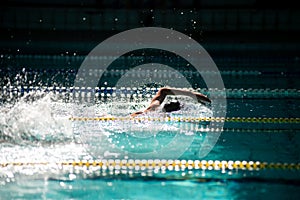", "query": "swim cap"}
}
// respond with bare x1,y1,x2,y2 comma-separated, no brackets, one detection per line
162,101,181,112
